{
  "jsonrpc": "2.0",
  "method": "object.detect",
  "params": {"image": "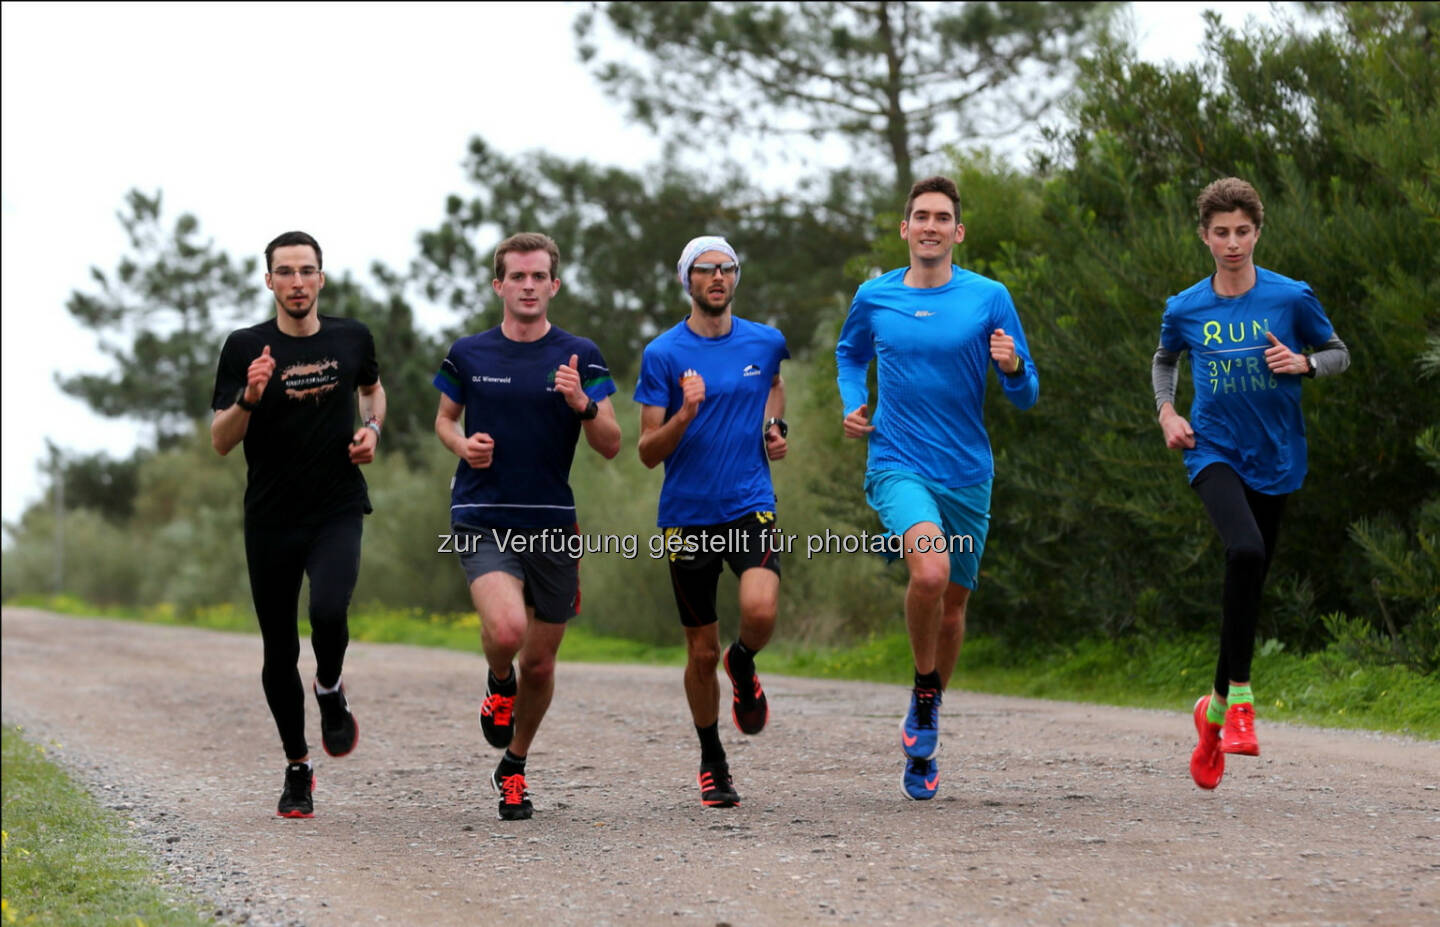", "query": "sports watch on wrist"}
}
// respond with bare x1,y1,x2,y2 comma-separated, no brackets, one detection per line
577,398,599,421
765,417,788,438
235,387,260,412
